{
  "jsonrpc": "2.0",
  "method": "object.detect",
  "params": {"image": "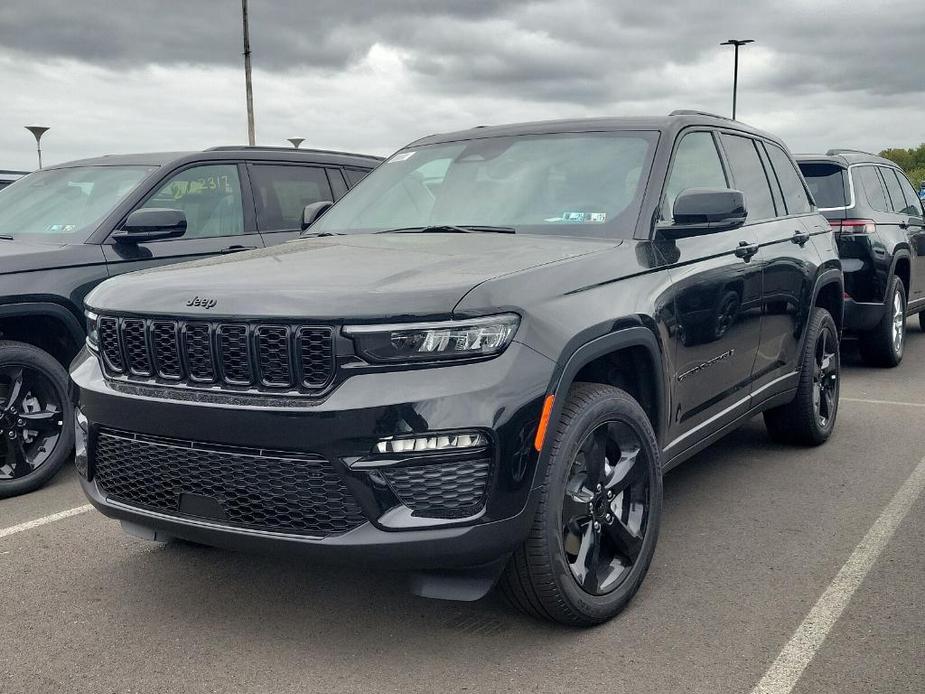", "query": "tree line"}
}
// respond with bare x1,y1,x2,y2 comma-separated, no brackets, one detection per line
880,143,925,190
